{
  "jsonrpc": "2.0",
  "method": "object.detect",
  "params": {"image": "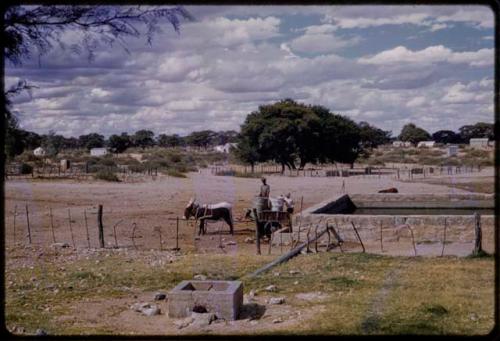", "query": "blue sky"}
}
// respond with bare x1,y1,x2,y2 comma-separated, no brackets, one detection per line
5,5,495,138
